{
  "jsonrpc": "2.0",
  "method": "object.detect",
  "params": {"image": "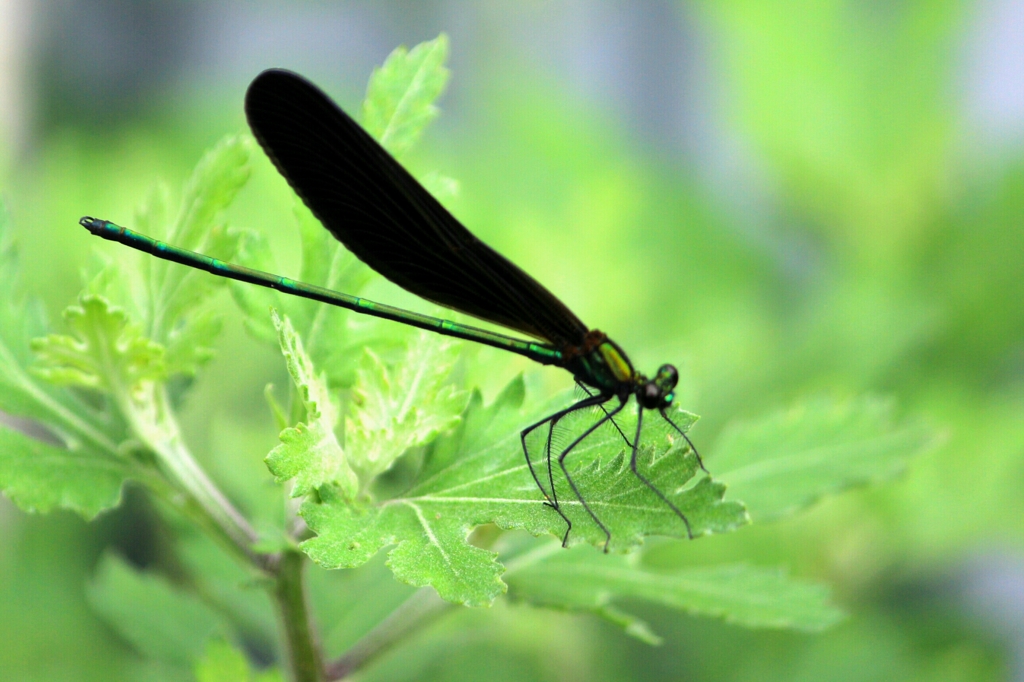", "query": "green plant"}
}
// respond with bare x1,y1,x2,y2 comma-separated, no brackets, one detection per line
0,35,936,682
